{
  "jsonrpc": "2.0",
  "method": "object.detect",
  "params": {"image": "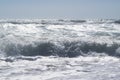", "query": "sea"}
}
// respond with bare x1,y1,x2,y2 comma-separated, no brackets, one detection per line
0,19,120,80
